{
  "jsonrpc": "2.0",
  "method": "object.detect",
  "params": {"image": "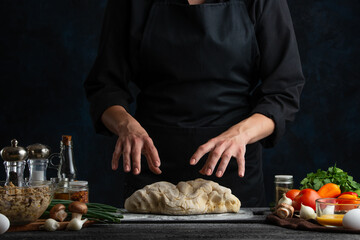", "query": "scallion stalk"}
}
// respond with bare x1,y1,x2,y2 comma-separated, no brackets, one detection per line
41,199,123,223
